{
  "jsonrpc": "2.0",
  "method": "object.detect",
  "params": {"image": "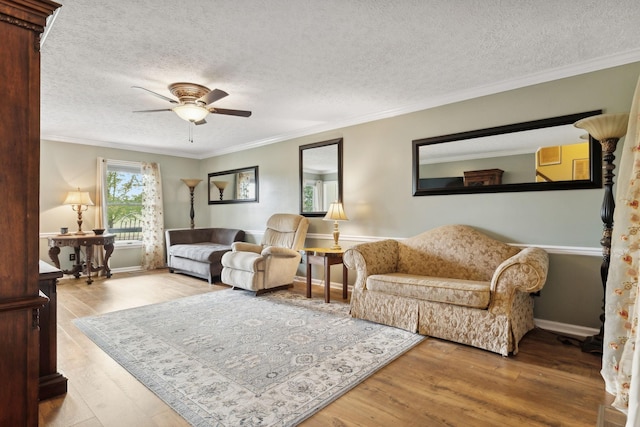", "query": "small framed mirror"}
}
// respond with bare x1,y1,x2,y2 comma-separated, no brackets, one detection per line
299,138,343,217
208,166,259,204
412,110,603,196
